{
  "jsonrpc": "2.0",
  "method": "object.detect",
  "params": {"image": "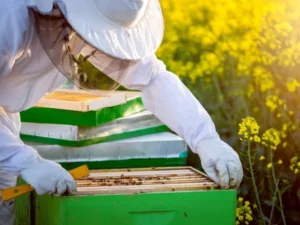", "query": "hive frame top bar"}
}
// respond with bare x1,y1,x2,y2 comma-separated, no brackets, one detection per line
74,167,219,195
